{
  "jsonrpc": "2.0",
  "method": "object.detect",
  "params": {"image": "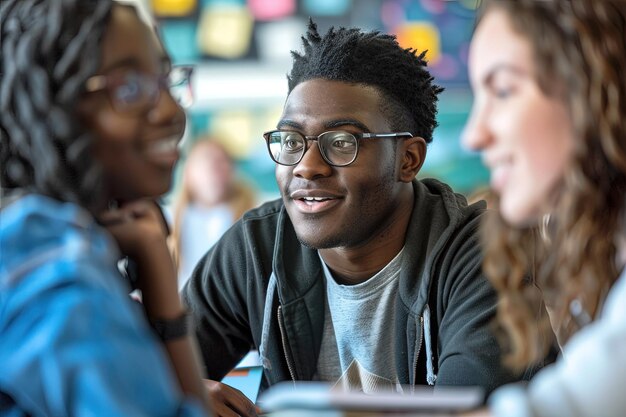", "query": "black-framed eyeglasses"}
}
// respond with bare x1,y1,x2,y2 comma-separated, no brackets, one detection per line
84,65,194,114
262,130,413,167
